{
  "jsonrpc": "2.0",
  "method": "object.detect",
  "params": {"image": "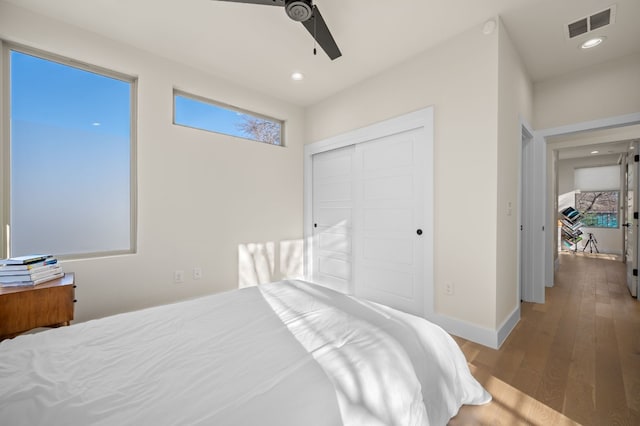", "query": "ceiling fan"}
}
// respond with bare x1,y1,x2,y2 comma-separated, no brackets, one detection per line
212,0,342,60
